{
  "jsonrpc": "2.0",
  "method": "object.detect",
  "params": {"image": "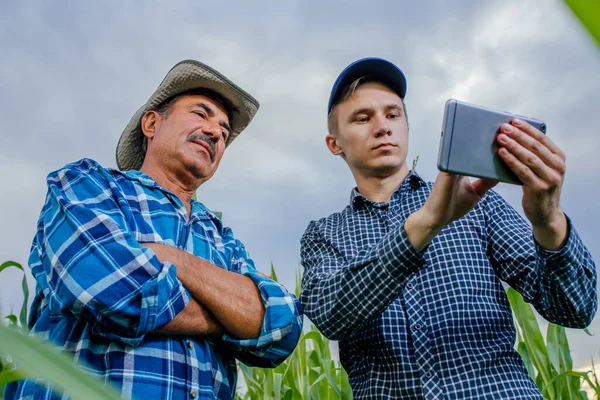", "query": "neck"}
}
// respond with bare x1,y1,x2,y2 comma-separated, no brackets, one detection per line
352,164,410,203
140,160,202,214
